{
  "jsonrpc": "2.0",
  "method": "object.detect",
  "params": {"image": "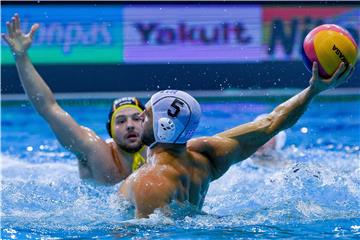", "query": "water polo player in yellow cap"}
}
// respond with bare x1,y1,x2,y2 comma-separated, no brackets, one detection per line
2,14,146,185
106,97,147,174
